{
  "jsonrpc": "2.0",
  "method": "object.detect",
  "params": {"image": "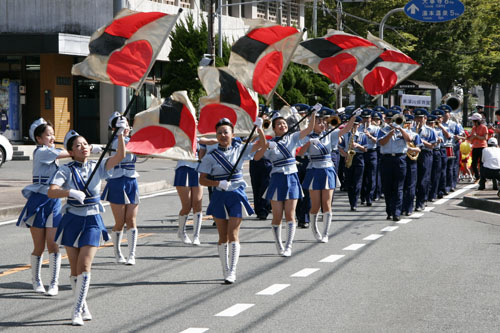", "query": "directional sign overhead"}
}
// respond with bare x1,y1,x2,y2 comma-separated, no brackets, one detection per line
404,0,465,23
